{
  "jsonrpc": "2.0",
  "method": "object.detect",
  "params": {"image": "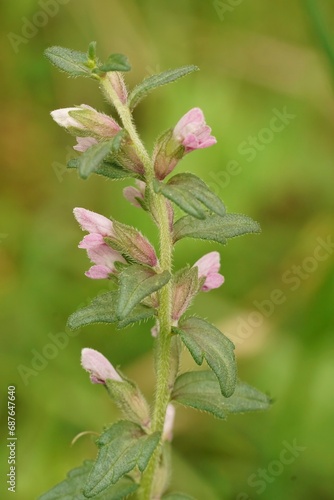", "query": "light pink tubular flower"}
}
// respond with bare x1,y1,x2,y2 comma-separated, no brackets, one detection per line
173,107,217,153
163,404,176,442
74,208,125,279
73,137,98,152
81,348,122,384
193,251,224,292
123,180,146,208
